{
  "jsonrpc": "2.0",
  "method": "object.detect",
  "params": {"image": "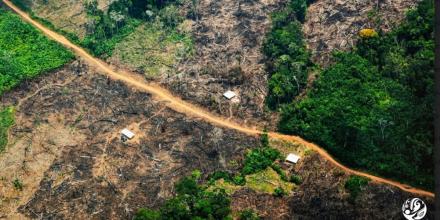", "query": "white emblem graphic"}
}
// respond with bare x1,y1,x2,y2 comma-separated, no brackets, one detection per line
402,198,427,220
